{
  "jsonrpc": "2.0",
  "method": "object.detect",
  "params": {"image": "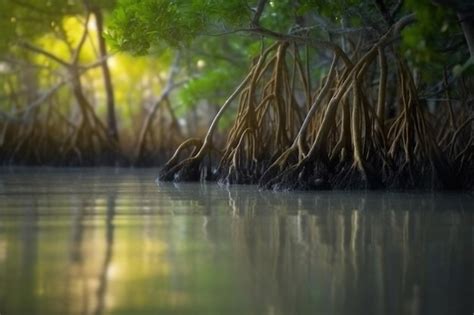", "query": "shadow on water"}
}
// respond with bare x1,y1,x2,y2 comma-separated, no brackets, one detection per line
0,168,472,315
